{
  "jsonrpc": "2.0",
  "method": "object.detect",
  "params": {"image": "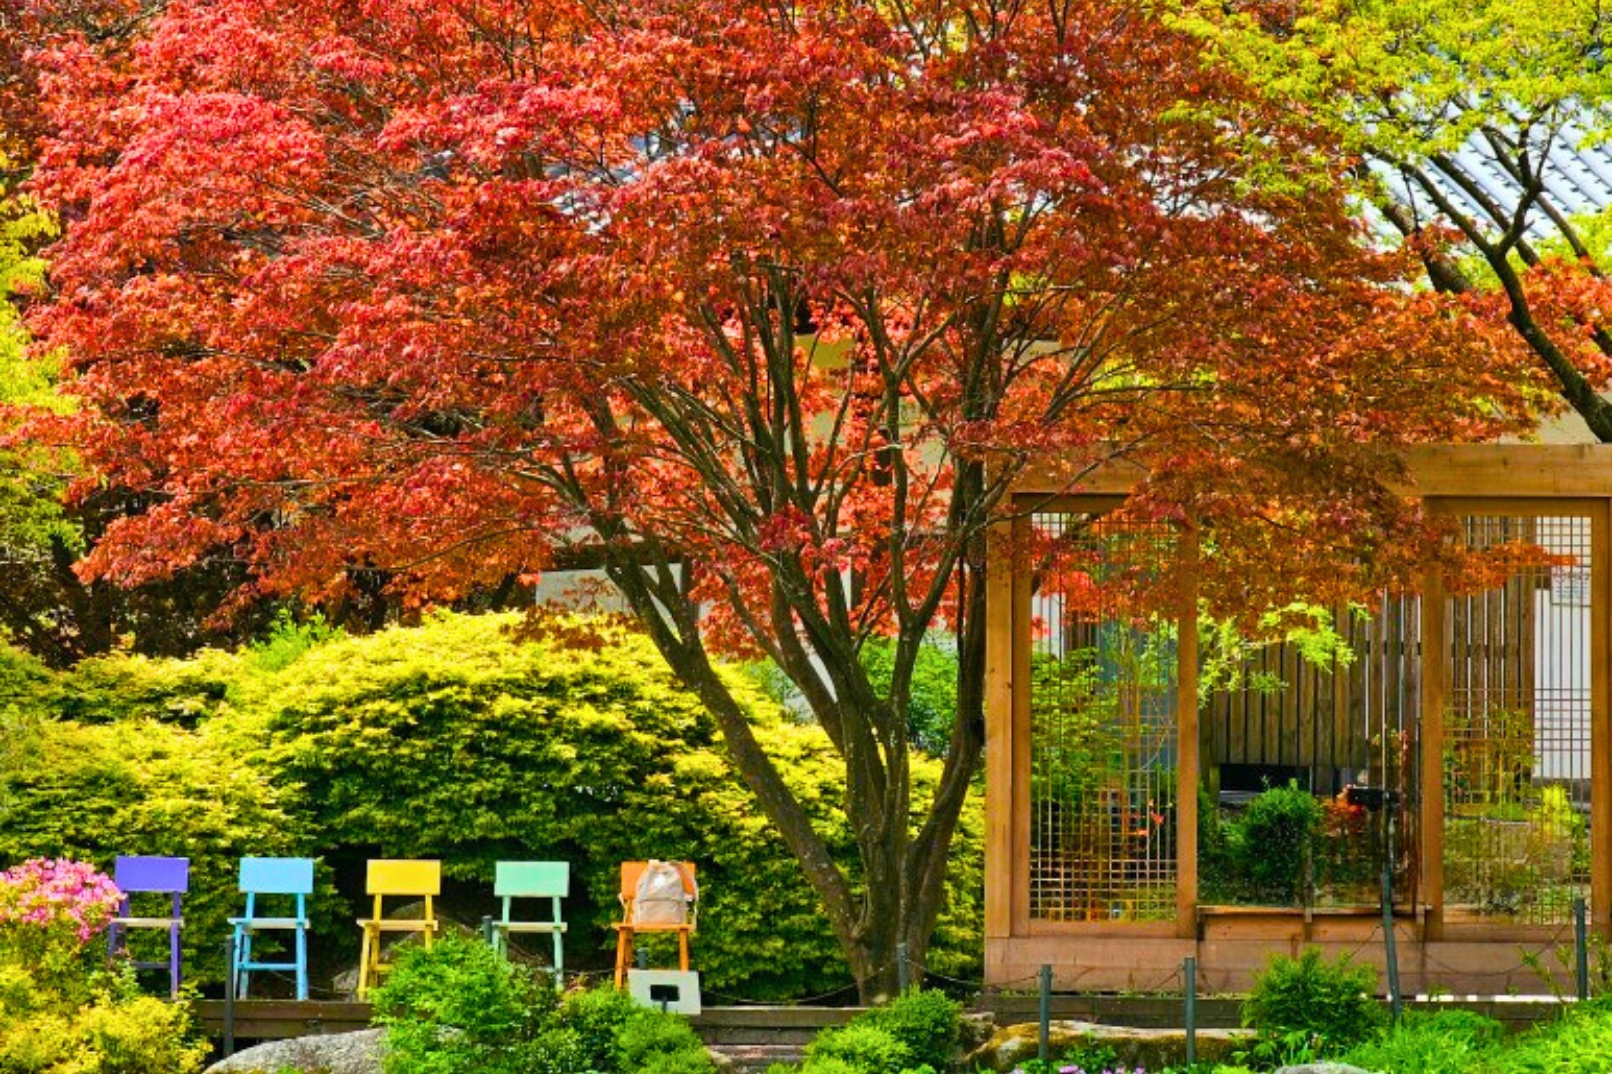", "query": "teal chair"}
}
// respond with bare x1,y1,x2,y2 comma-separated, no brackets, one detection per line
229,857,314,1000
490,861,568,983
